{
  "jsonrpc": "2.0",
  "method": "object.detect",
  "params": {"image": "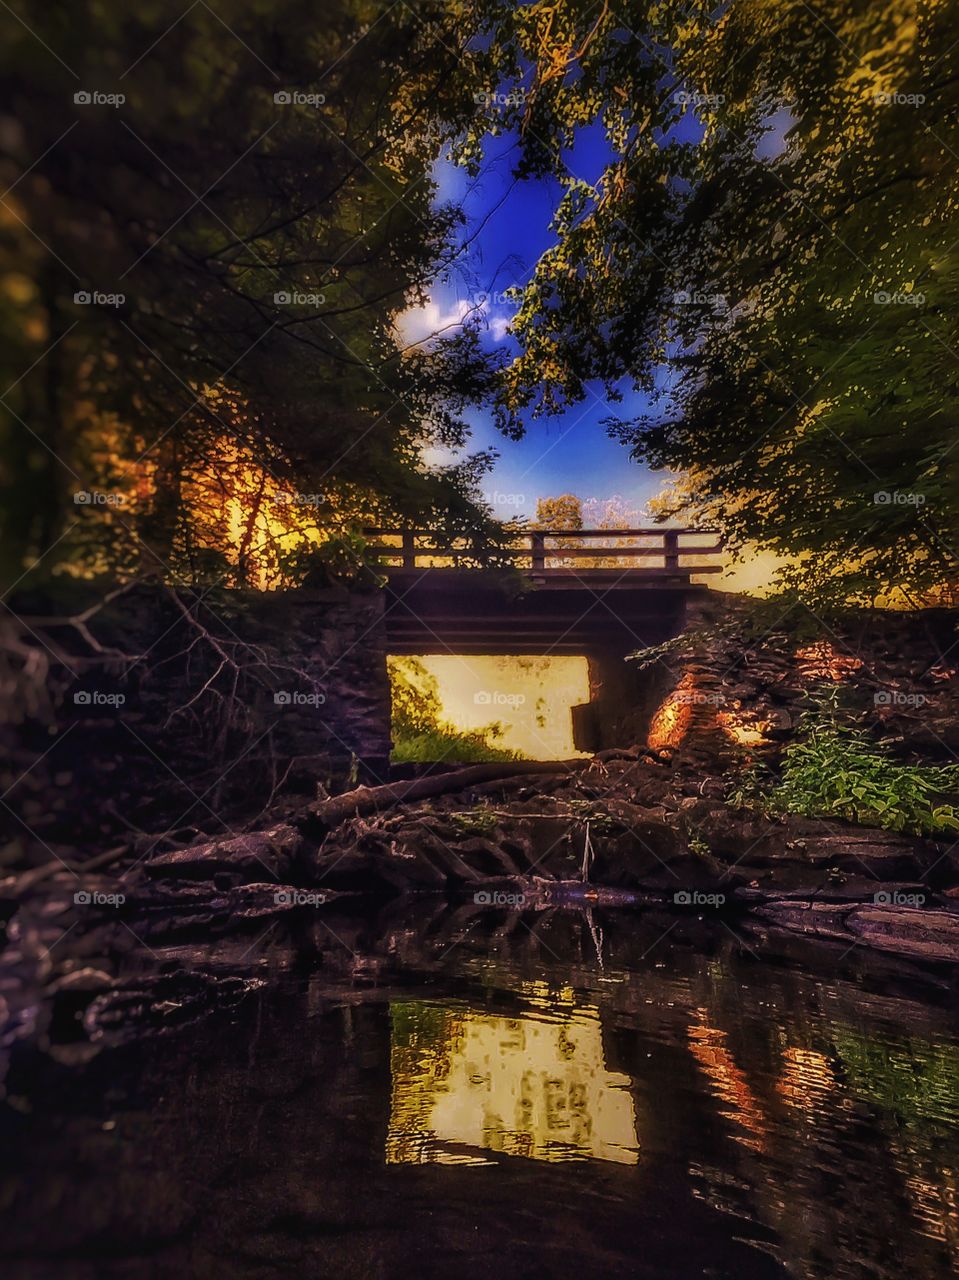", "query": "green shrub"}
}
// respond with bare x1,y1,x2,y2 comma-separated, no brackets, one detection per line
733,698,959,836
449,807,500,835
277,532,386,589
390,726,521,764
388,658,524,764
